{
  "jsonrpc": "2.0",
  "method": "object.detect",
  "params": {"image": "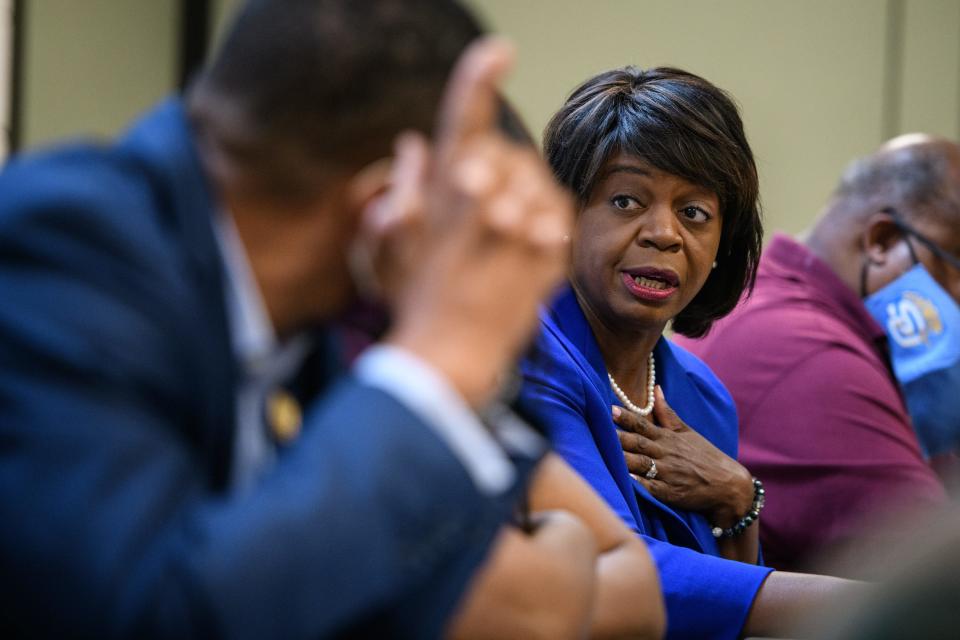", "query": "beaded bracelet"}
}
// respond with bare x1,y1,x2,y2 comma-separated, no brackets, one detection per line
711,477,765,539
